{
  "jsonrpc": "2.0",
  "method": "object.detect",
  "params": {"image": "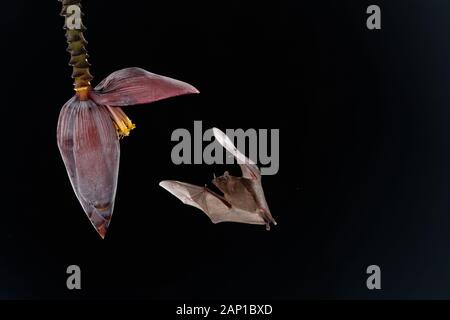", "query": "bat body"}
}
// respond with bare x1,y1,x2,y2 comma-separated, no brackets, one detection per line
159,128,277,230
